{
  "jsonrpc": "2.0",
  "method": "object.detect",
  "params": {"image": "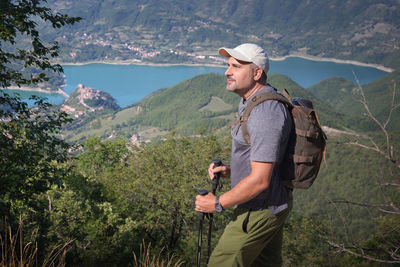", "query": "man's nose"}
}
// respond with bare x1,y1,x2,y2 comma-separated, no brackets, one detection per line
225,66,231,76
